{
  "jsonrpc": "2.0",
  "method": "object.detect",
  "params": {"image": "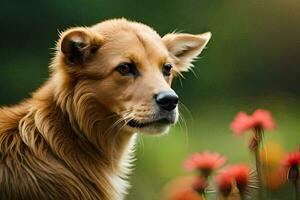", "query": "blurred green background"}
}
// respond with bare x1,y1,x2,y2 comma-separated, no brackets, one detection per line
1,0,300,199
